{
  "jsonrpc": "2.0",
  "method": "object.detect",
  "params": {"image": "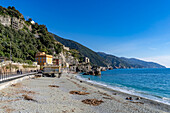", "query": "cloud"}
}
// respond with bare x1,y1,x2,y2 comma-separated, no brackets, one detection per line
139,55,170,68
